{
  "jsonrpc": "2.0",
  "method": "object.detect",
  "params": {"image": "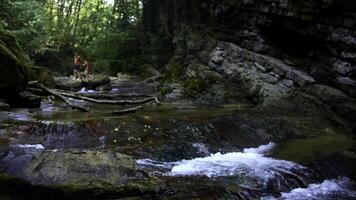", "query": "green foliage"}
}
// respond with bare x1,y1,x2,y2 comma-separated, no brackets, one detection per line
0,0,47,57
163,62,185,82
183,77,209,94
0,0,145,76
